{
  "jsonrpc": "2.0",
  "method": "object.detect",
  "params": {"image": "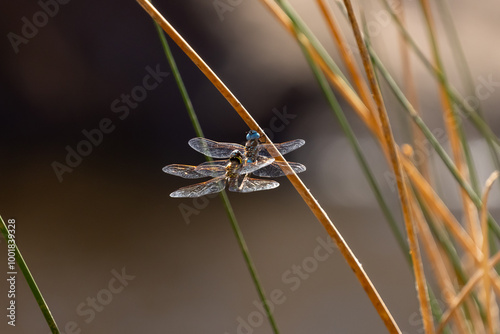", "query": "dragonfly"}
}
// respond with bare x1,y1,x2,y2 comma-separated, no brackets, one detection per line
188,130,306,178
163,150,280,198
